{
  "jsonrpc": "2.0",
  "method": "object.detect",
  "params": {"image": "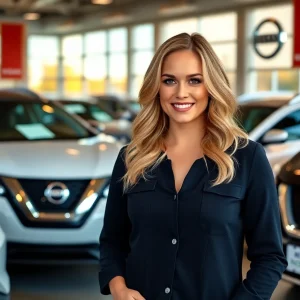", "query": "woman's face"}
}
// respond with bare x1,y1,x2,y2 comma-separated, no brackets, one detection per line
159,50,209,125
